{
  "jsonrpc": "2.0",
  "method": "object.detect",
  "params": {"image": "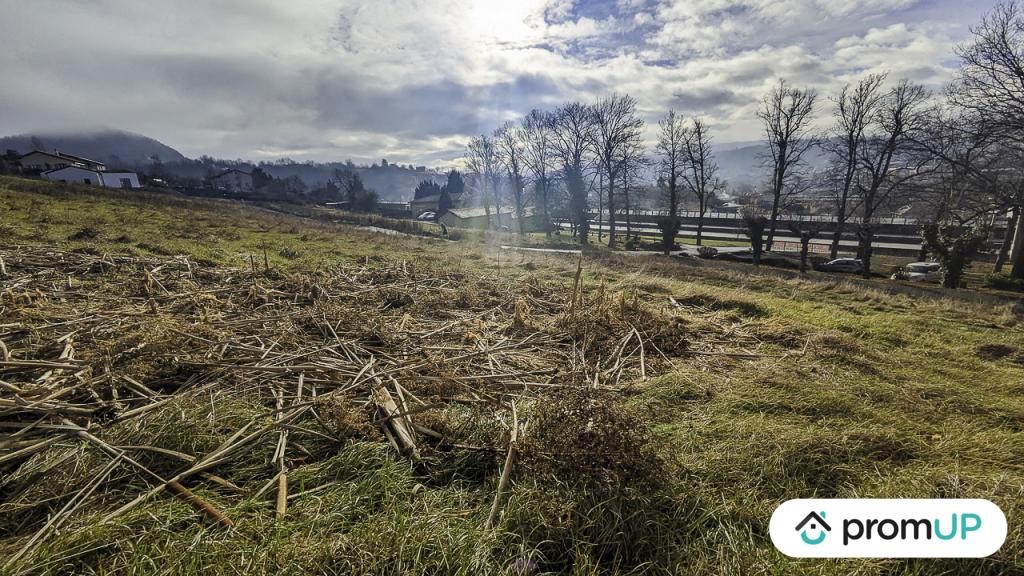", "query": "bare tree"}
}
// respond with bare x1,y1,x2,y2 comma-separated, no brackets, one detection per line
914,116,993,287
912,107,1024,285
465,135,498,230
592,94,645,248
681,118,725,246
495,121,528,236
824,73,886,259
950,0,1024,277
743,212,768,266
853,80,931,278
521,109,557,237
656,110,686,254
619,148,648,246
332,167,357,197
787,222,823,273
757,79,818,251
952,1,1024,144
549,101,597,245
